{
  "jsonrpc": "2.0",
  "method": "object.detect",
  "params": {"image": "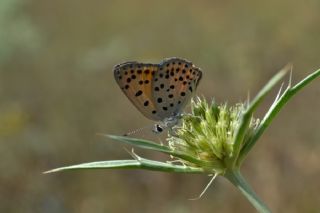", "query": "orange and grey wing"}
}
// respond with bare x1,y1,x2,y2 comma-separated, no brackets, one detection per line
150,58,202,119
113,61,162,121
